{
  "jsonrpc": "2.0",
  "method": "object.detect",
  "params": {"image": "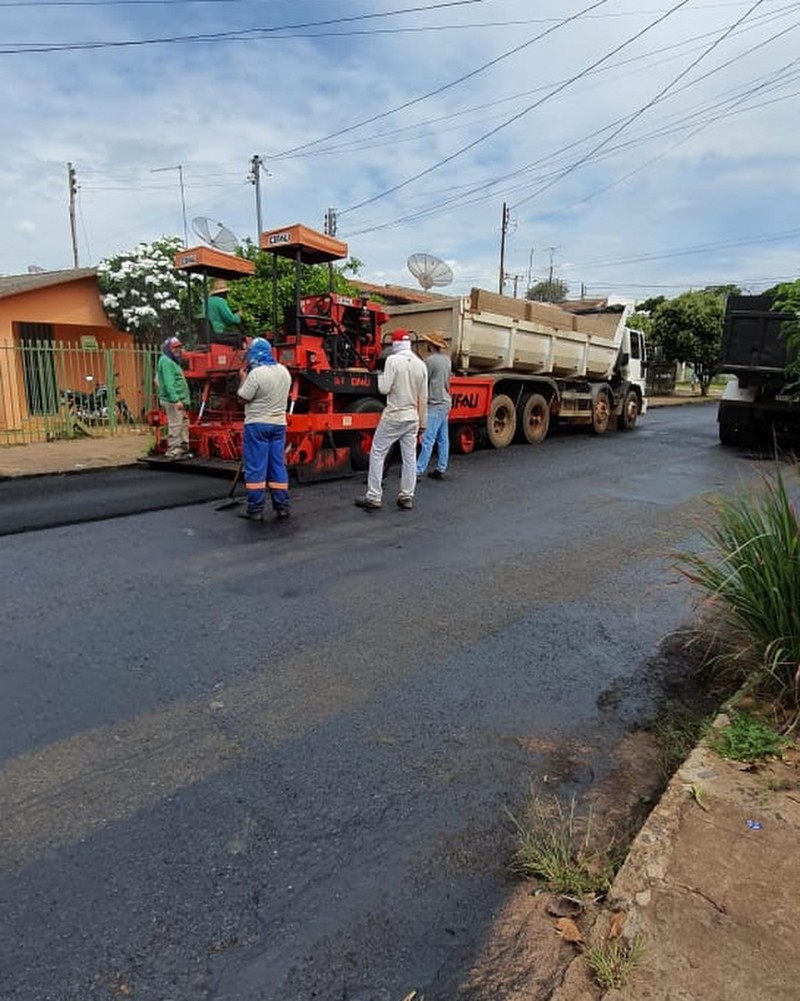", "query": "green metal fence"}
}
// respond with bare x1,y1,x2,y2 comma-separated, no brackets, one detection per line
0,340,159,445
